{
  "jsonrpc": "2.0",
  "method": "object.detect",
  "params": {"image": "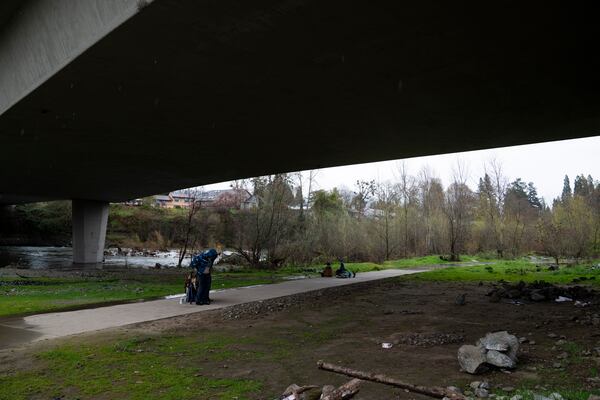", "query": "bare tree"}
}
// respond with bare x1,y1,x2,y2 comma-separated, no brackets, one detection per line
478,159,509,257
443,161,474,261
351,180,376,217
177,187,204,267
417,167,445,255
395,162,416,258
233,174,294,268
373,181,399,260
